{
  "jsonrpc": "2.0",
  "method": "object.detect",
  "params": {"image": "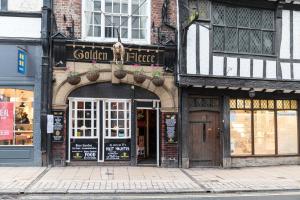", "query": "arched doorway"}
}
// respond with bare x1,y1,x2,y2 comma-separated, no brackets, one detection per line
66,83,160,166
